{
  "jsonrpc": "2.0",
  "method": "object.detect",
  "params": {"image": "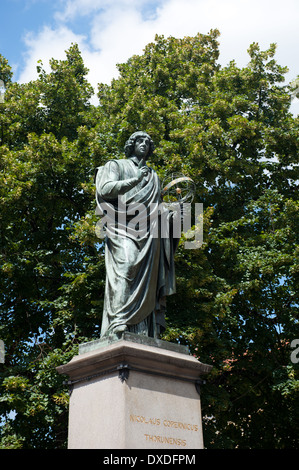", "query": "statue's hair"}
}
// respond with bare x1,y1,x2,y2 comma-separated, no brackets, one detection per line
124,131,155,158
